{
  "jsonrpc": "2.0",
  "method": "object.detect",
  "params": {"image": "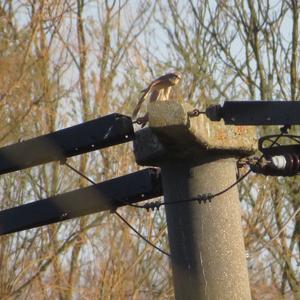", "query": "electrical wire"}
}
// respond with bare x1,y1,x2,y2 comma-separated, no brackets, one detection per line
197,127,287,200
133,111,291,210
114,210,170,257
63,121,289,257
63,161,170,257
136,126,289,211
64,161,145,209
